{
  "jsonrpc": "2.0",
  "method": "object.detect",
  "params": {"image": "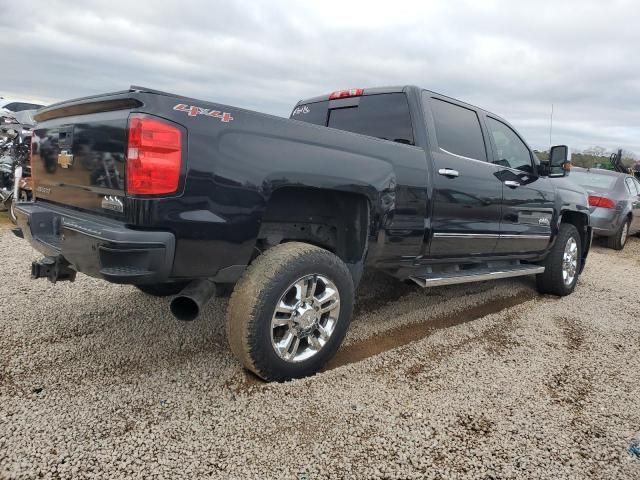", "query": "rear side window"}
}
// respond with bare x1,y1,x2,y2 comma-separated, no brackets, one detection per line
430,98,487,161
292,93,414,145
